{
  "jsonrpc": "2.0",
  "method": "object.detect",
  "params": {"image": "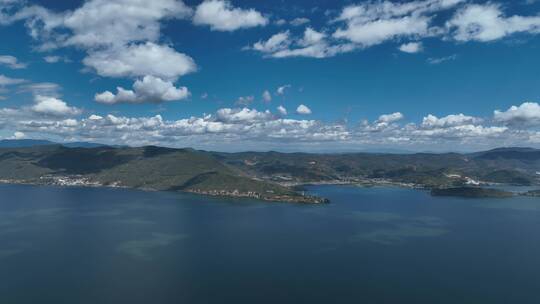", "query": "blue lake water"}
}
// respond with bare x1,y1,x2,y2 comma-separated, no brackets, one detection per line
1,184,540,303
